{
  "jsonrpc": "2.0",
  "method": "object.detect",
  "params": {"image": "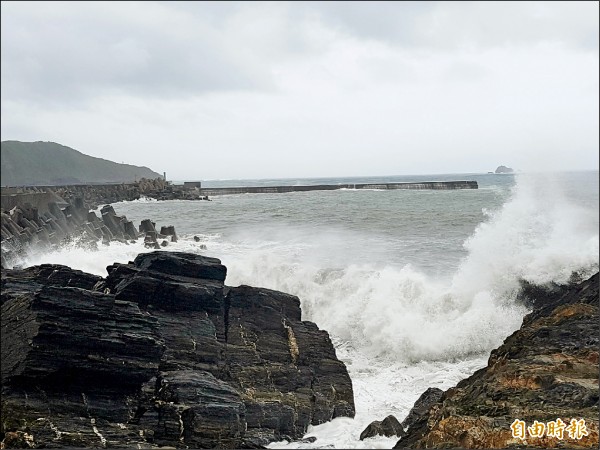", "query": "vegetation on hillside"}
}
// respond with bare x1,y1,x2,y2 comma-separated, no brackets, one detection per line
1,141,162,186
